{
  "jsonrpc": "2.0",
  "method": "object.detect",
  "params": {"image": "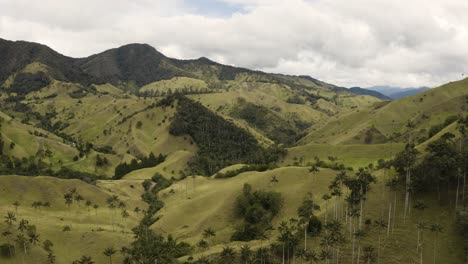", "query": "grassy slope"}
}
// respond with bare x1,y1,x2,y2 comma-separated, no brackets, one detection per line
300,78,468,145
283,143,406,168
154,167,464,263
0,176,145,263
